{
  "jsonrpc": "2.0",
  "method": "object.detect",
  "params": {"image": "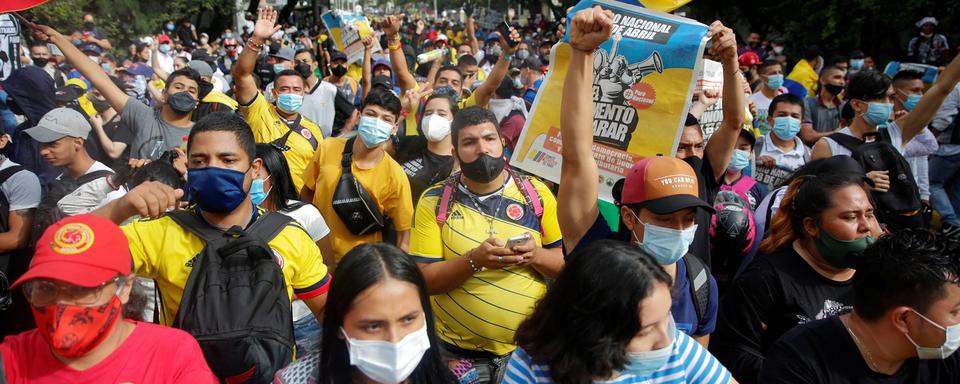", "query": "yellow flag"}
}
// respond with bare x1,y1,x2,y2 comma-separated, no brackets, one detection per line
638,0,691,12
